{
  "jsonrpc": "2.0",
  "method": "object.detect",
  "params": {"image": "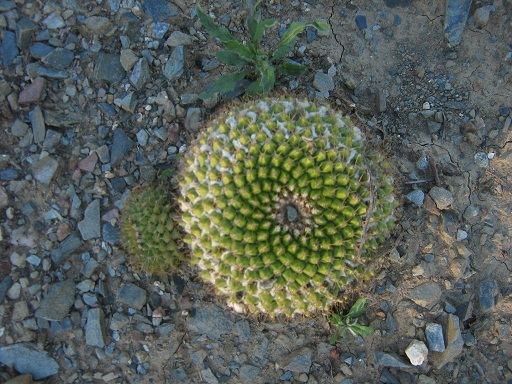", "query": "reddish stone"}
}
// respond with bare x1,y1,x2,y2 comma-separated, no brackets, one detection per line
168,123,180,144
18,77,46,104
57,222,71,241
78,151,98,172
72,168,82,180
102,208,119,222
